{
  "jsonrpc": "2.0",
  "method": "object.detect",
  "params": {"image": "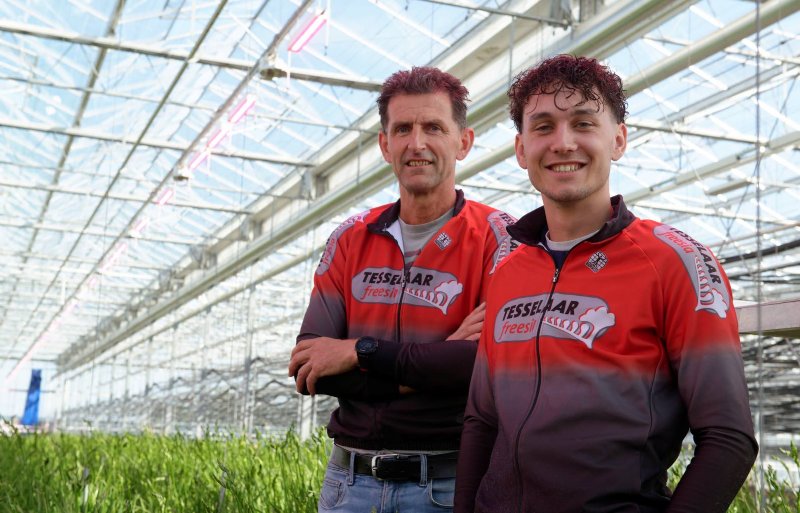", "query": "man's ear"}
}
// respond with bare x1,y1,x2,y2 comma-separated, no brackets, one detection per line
612,123,627,161
456,127,475,161
378,130,391,163
514,133,528,169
